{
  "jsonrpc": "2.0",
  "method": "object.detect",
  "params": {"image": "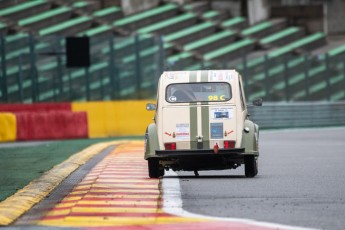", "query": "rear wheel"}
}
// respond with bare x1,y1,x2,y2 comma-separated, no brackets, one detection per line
148,158,160,178
244,155,258,178
159,168,165,177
